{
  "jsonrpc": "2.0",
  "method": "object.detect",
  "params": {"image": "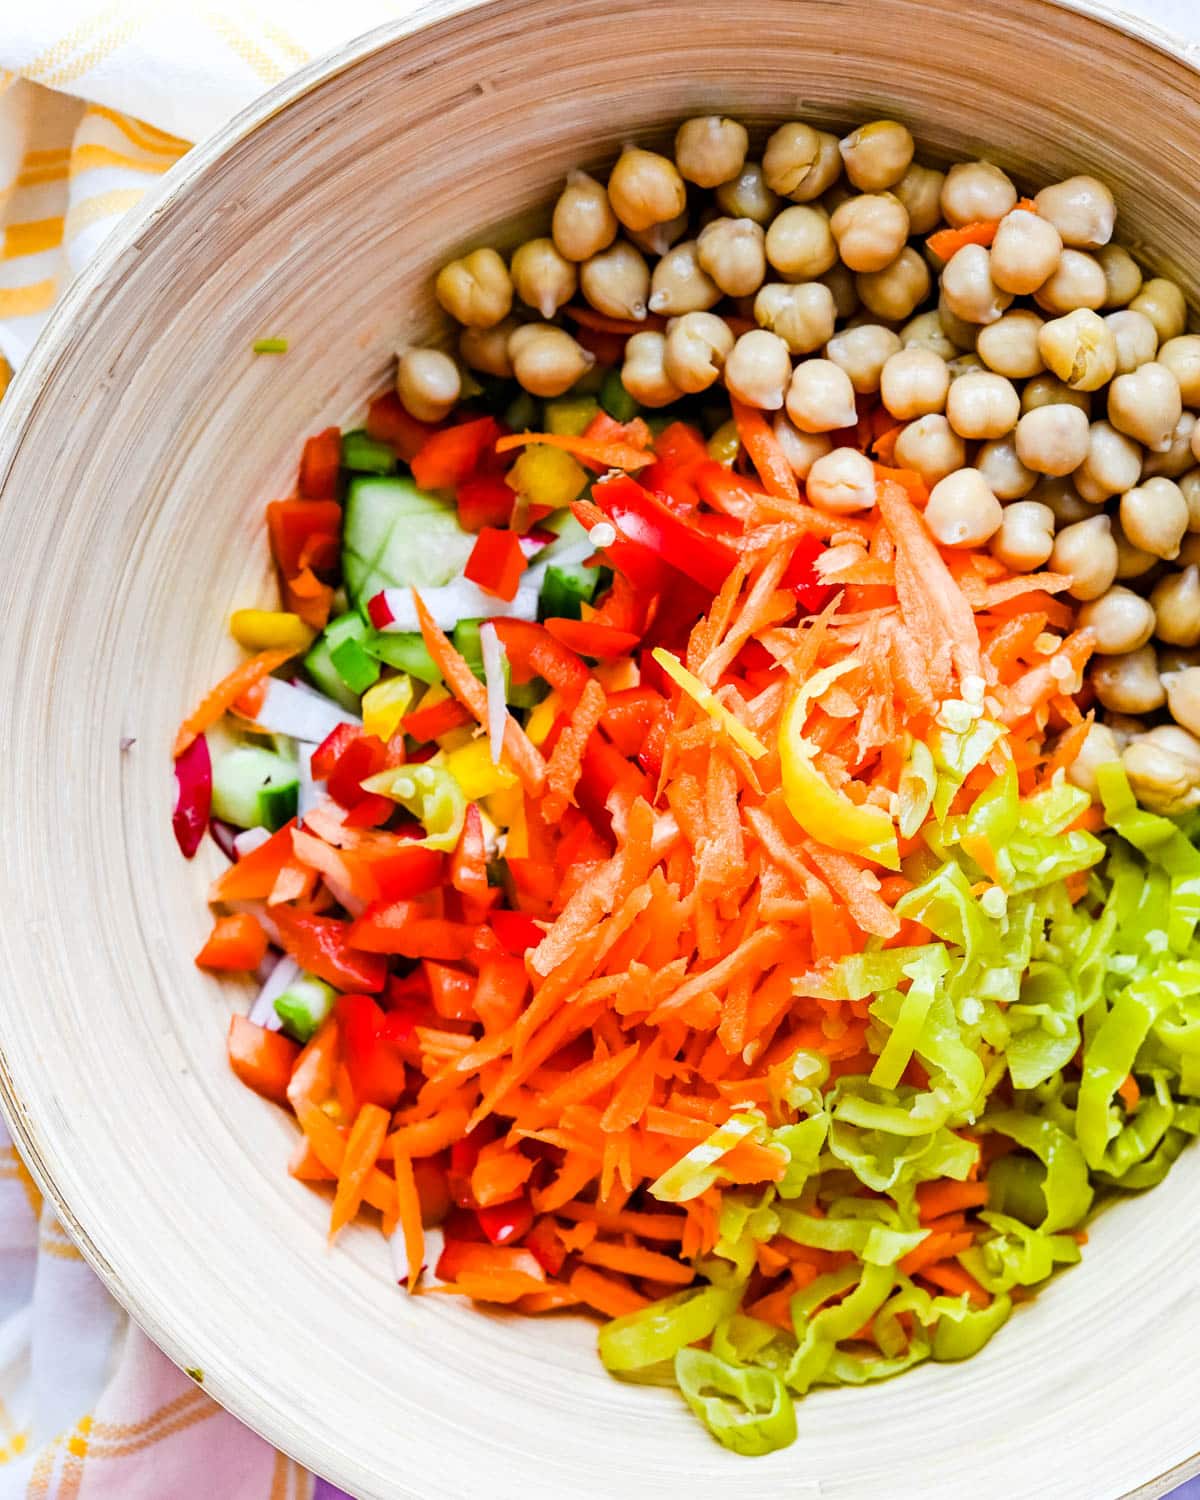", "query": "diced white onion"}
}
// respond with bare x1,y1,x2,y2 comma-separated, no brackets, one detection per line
248,678,359,743
233,826,272,859
375,581,539,633
248,954,301,1030
480,622,507,766
296,742,325,824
